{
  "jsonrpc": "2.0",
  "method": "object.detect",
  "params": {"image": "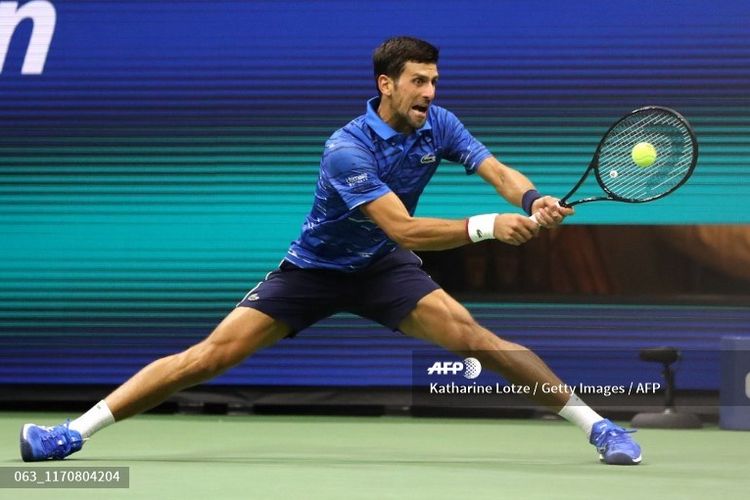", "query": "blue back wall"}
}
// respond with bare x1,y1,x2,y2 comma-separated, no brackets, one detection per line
1,0,748,389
